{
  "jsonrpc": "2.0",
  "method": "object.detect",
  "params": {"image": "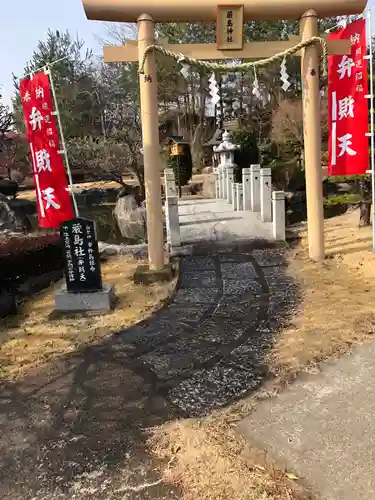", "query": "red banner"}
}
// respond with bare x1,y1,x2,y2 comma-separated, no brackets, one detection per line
19,71,74,228
328,18,369,176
